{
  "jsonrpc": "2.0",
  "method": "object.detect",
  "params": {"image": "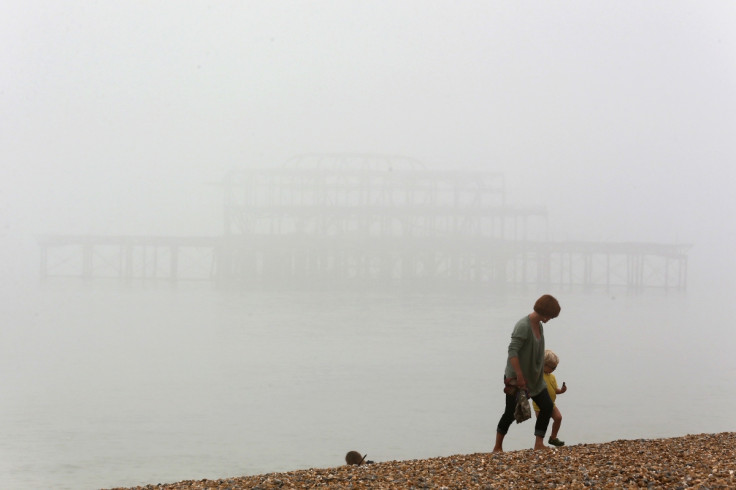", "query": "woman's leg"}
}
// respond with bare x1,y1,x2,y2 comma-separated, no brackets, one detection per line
492,431,505,453
493,391,517,452
531,389,553,448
